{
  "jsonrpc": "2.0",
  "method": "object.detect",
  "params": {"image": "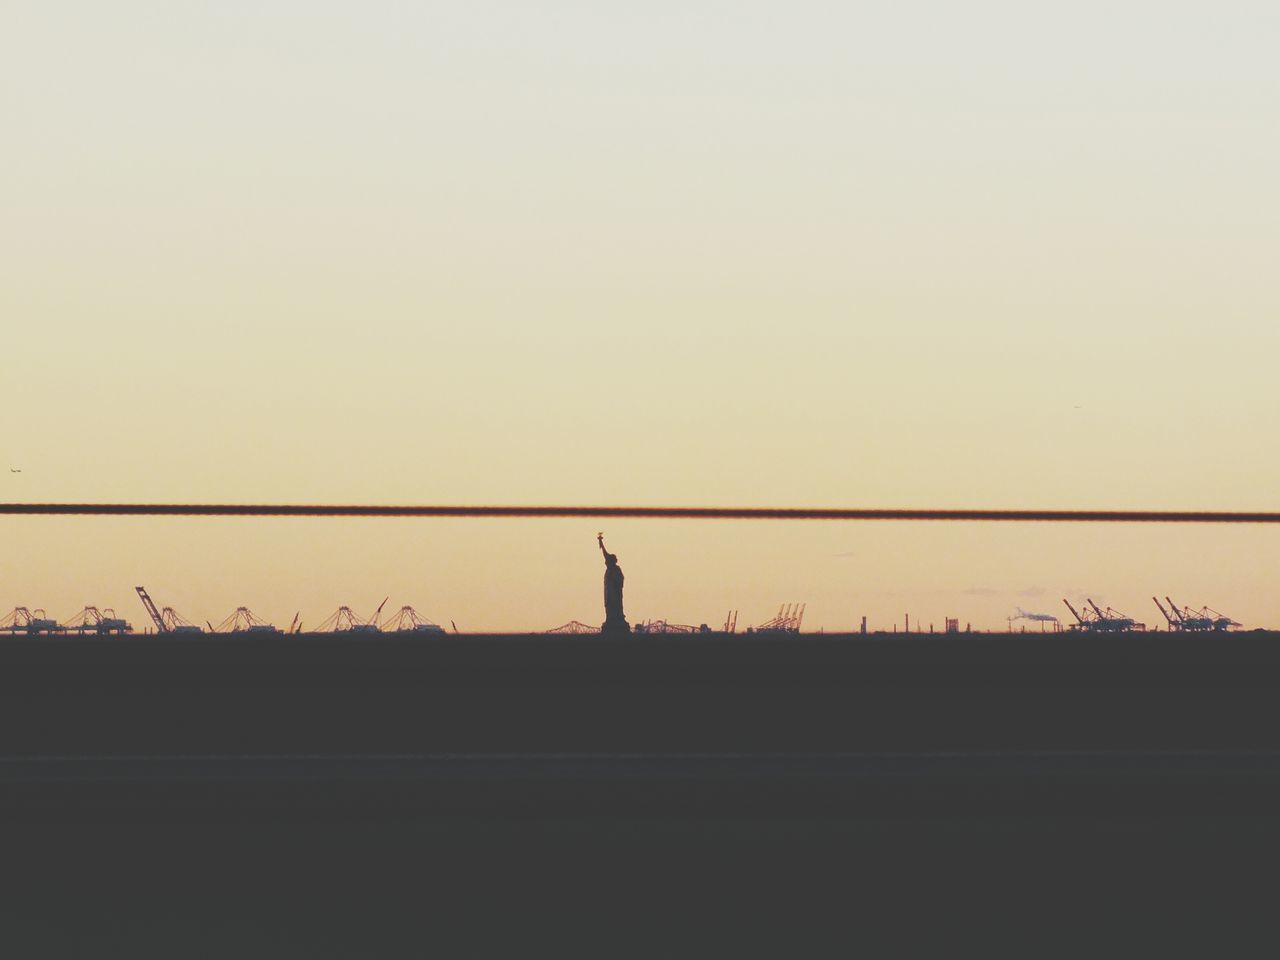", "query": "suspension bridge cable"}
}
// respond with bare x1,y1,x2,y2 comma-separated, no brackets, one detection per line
0,503,1278,522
